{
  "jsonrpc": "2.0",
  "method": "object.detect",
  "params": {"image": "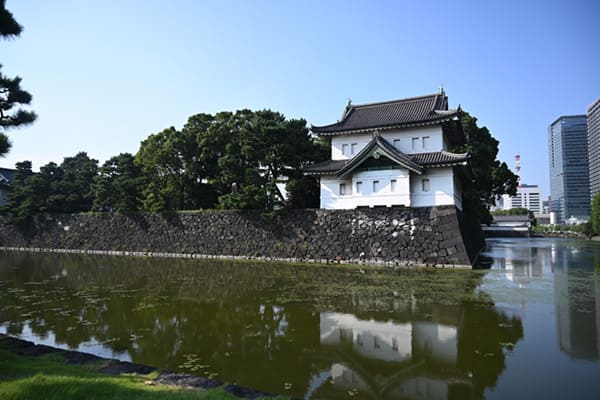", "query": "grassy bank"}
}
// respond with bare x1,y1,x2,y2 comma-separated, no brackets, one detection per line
0,348,283,400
